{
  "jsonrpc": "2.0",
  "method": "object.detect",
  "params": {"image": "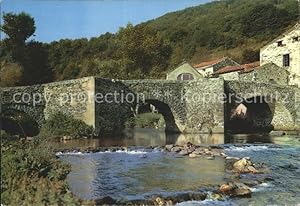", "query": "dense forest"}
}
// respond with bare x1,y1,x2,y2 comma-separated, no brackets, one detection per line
0,0,299,87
